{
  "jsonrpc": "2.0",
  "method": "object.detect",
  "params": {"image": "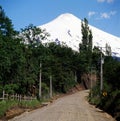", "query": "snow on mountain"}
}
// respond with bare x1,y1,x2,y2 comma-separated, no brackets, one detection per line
39,13,120,57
